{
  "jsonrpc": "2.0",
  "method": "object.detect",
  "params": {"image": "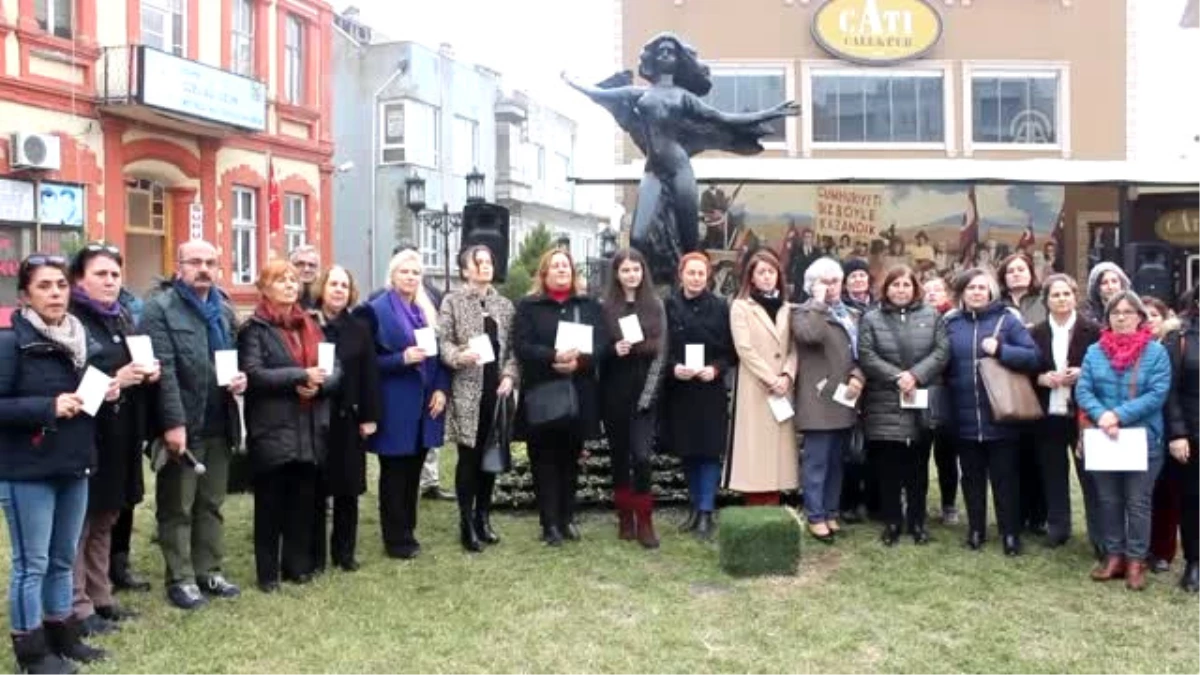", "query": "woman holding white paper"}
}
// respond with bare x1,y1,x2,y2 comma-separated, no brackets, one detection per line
599,248,667,548
1076,290,1172,591
439,245,518,553
858,265,949,547
662,252,734,541
726,249,798,508
67,243,160,634
513,249,605,546
239,259,339,591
